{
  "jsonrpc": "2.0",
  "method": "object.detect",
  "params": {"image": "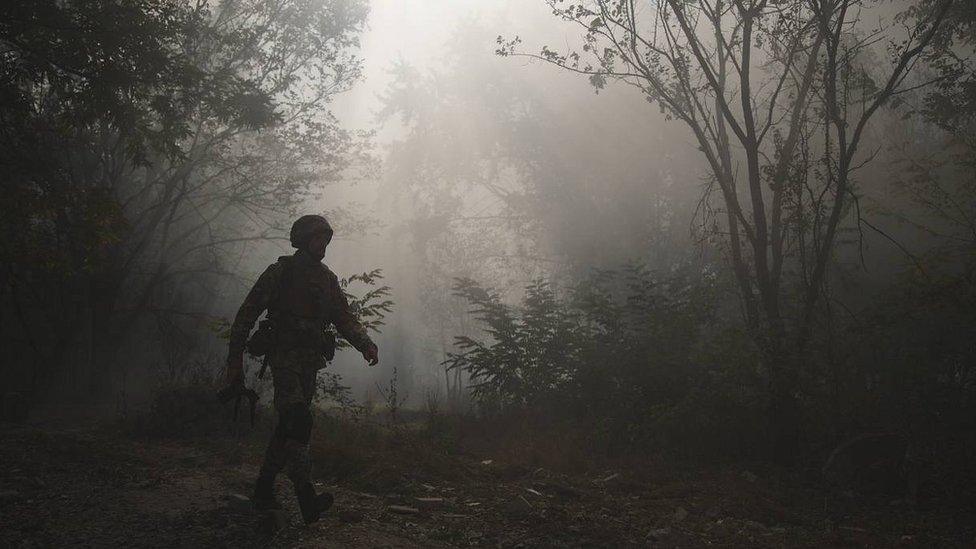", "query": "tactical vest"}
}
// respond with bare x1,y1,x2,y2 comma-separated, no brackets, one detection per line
272,255,332,324
247,255,337,359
